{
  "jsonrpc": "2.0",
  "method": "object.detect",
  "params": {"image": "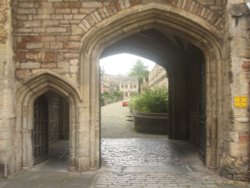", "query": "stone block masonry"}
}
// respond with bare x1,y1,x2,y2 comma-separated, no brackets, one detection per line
217,0,250,181
0,0,248,182
14,0,101,84
13,0,225,84
0,0,16,176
